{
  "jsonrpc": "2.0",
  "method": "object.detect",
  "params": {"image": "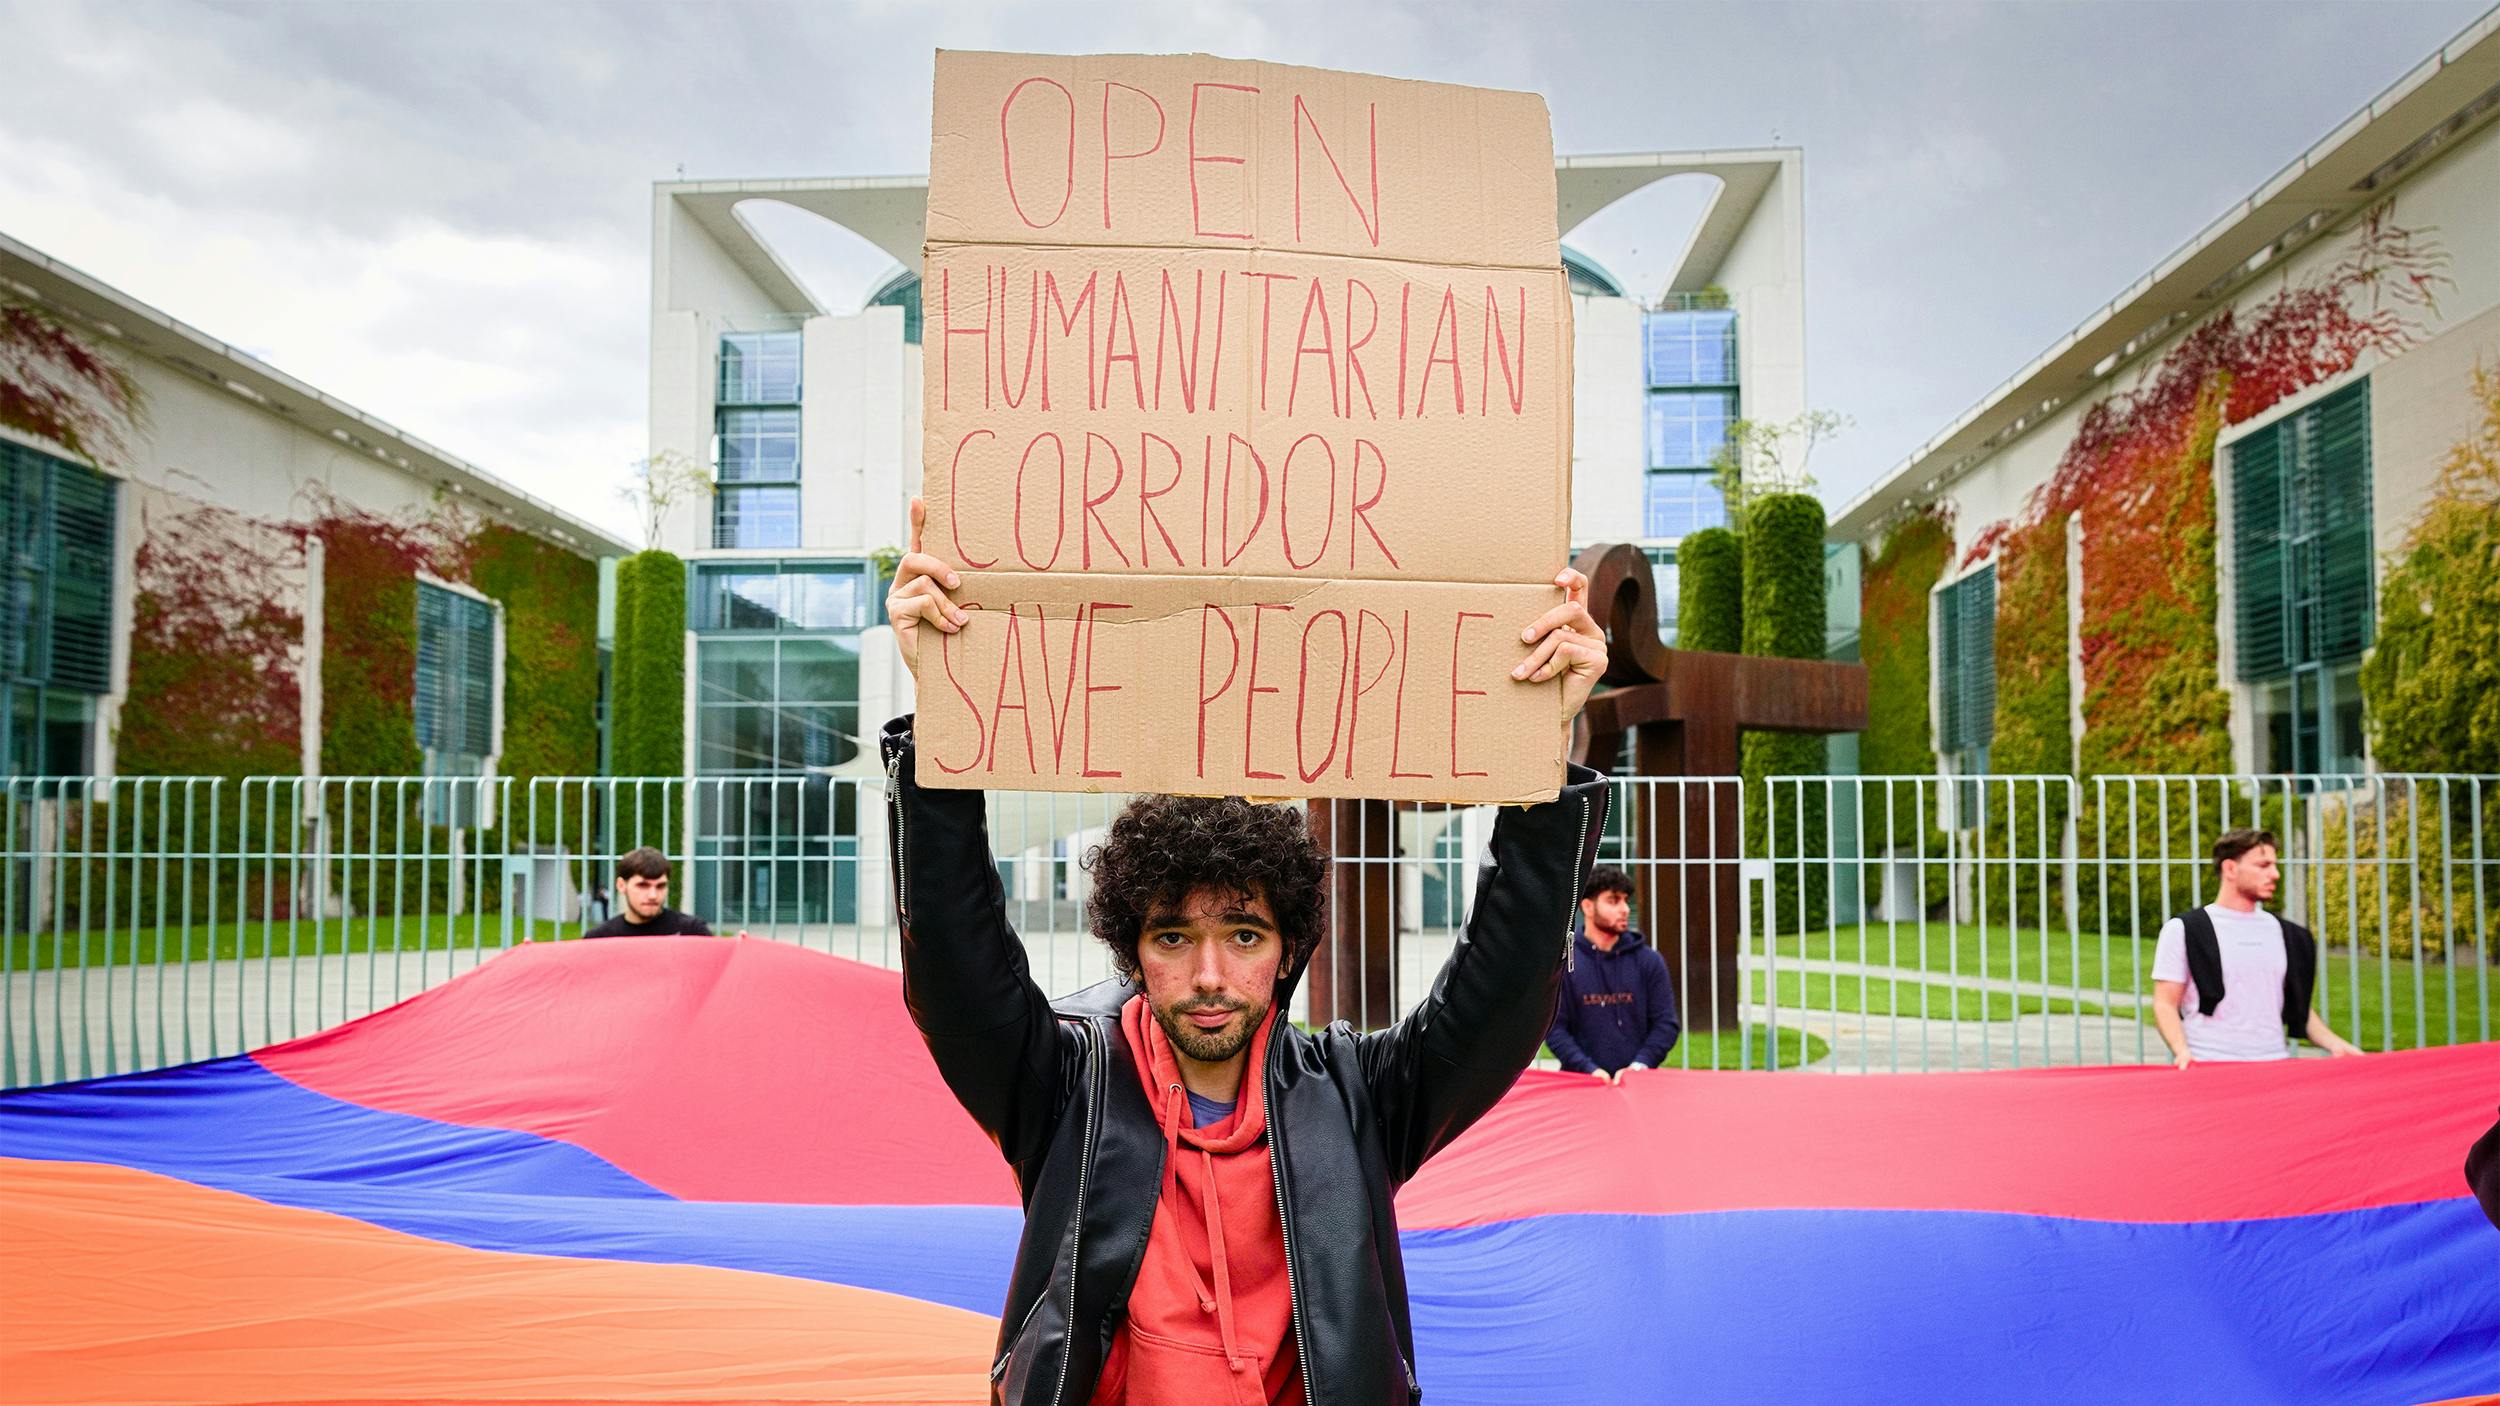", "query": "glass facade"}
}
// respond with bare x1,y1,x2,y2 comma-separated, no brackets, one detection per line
690,559,872,925
714,332,802,550
1644,308,1737,387
1642,472,1728,539
1640,307,1737,541
2,441,117,774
